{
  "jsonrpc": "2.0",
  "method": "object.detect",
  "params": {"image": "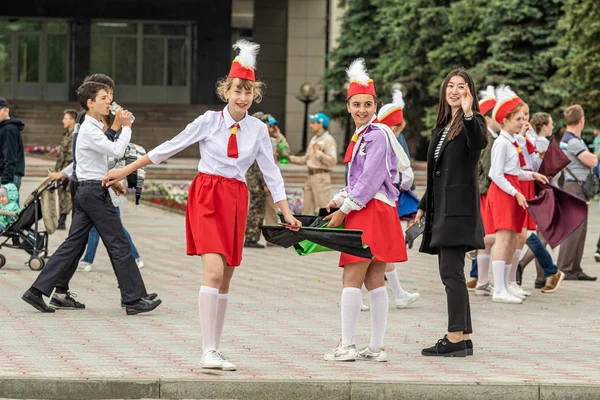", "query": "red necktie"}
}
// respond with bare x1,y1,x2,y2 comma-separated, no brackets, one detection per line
525,139,536,154
343,125,370,163
227,123,240,158
513,141,526,168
